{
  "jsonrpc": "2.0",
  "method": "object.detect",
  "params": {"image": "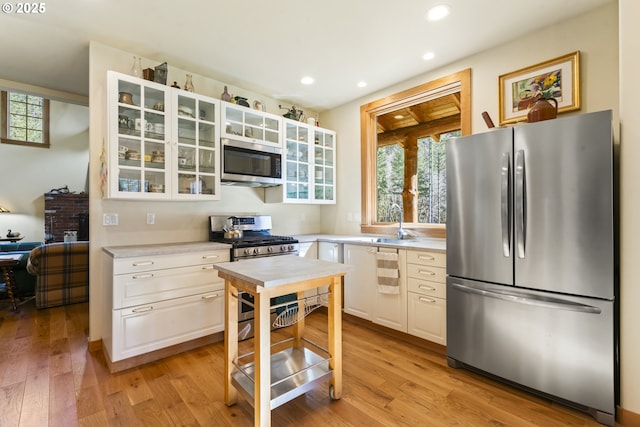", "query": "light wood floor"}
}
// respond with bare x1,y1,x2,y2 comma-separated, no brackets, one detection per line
0,299,617,426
